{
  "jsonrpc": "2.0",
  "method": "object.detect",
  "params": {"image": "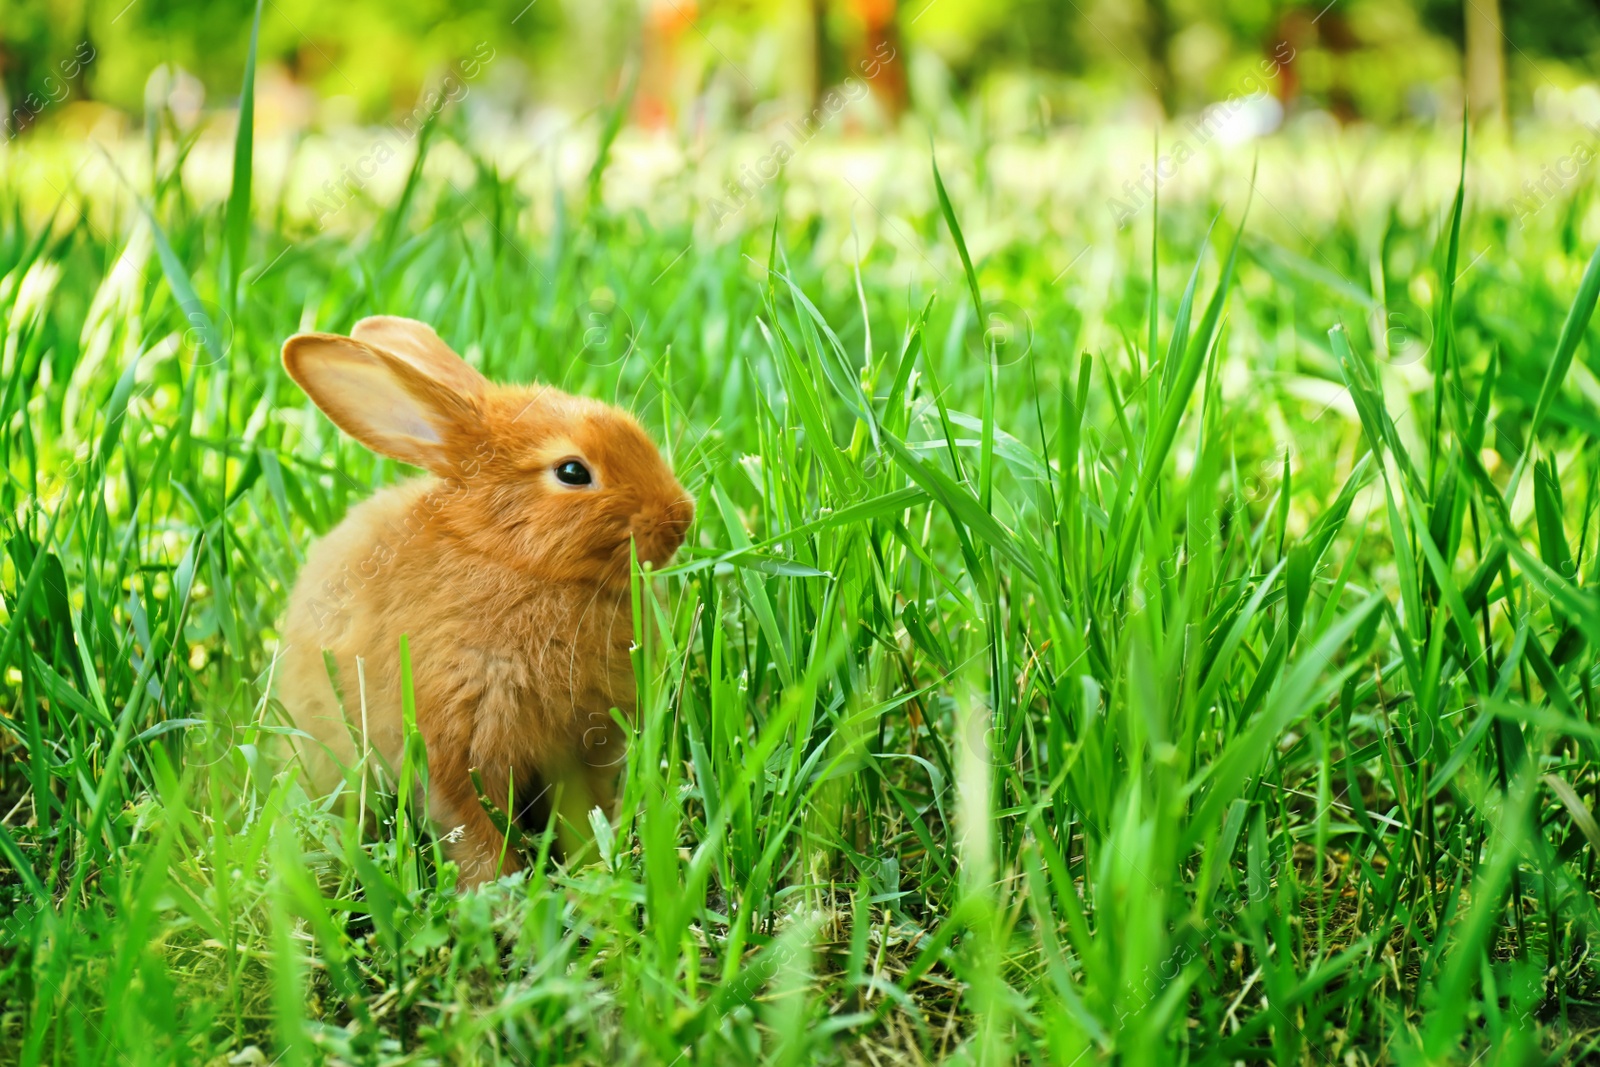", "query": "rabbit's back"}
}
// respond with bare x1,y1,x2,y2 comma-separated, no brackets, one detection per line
280,478,436,795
